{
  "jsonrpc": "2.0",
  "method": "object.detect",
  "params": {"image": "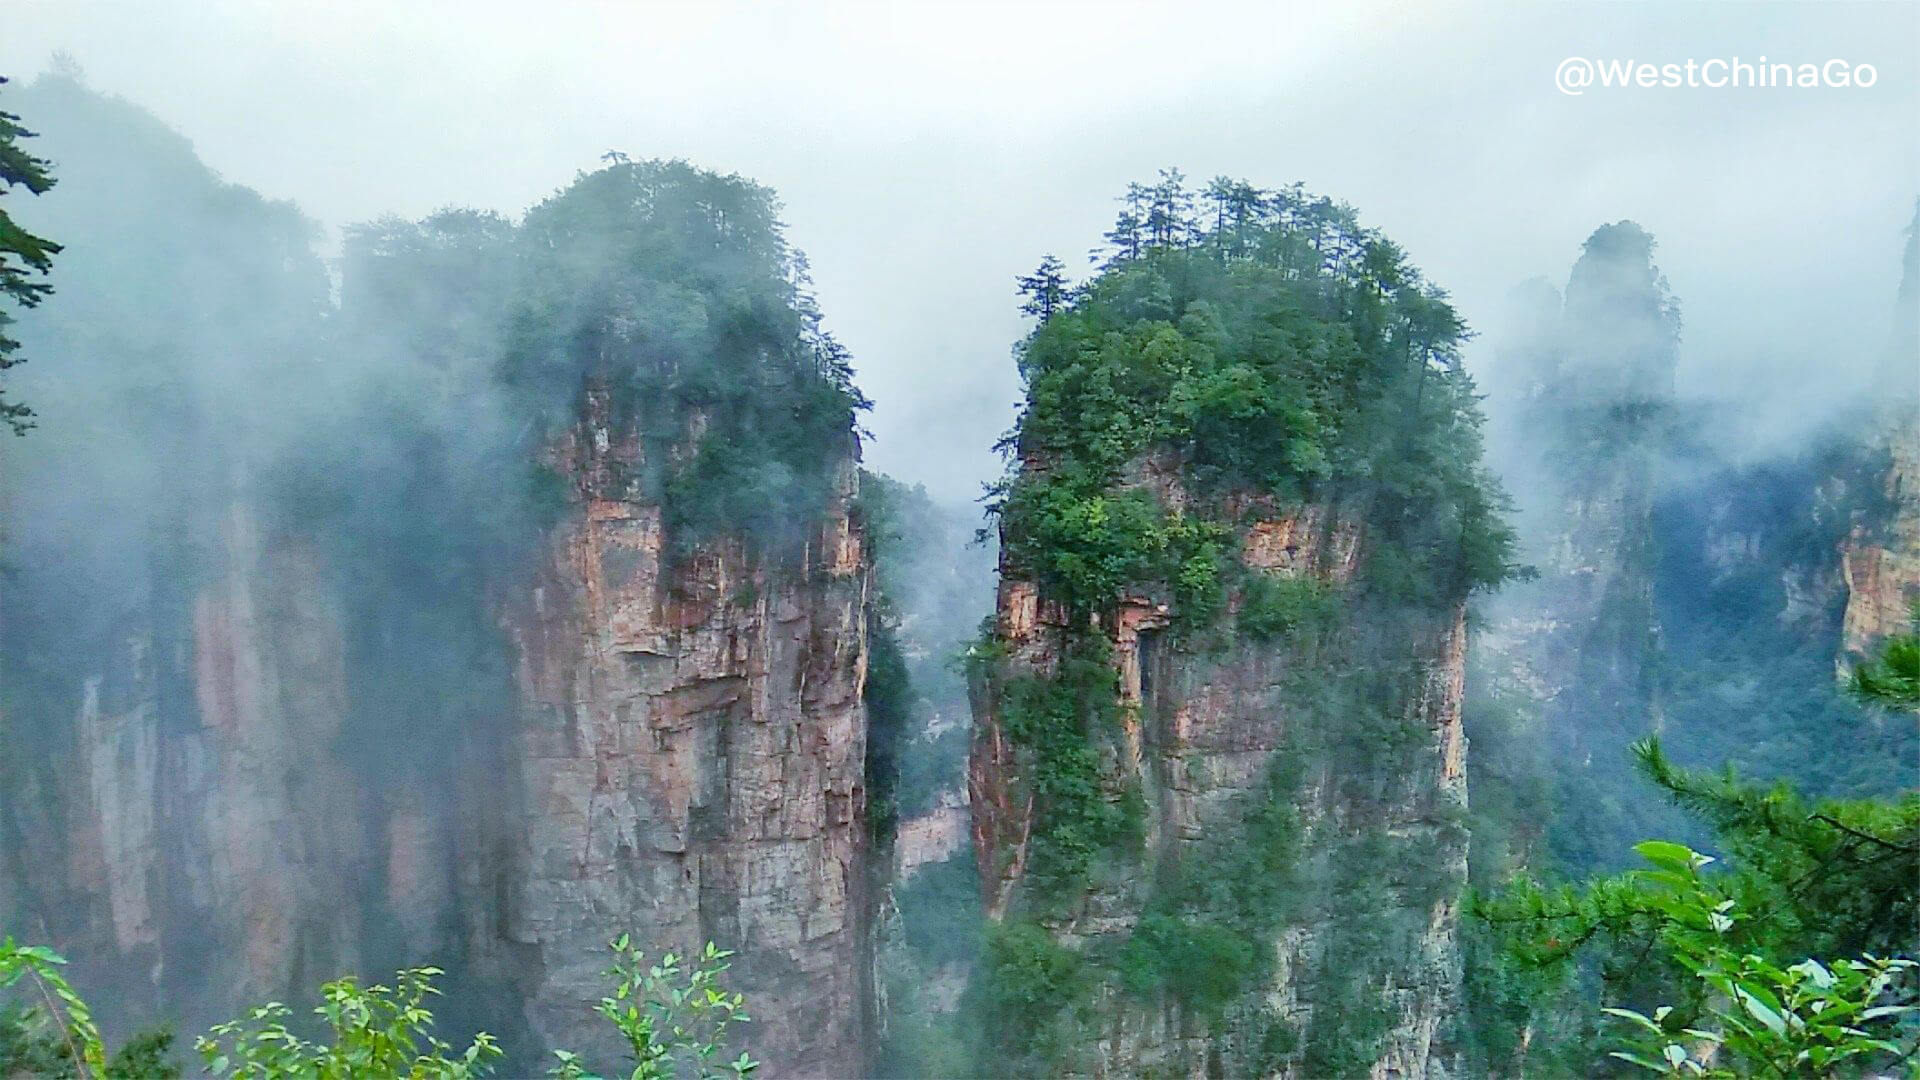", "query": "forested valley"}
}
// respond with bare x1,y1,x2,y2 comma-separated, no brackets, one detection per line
0,68,1915,1080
